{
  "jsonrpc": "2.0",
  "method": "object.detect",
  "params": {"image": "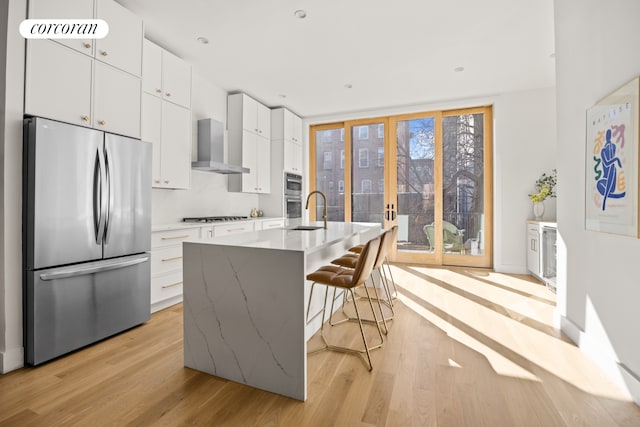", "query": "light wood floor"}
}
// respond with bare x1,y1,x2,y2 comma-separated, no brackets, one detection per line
1,265,639,426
